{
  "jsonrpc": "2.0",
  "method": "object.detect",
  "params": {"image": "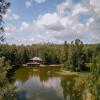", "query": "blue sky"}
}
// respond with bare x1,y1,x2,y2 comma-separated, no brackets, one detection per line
4,0,100,45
